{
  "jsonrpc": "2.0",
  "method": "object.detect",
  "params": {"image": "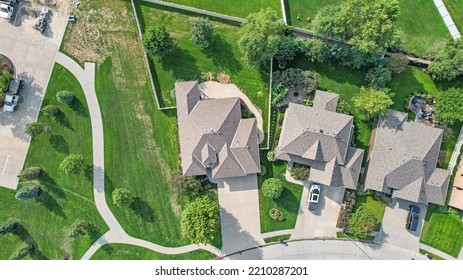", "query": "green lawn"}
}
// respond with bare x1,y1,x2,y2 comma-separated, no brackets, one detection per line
259,154,303,233
137,1,270,133
336,231,375,241
353,195,387,231
420,205,463,258
62,0,222,248
443,0,463,33
287,0,450,55
419,249,446,260
163,0,281,18
263,234,291,243
0,64,108,259
91,244,216,260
